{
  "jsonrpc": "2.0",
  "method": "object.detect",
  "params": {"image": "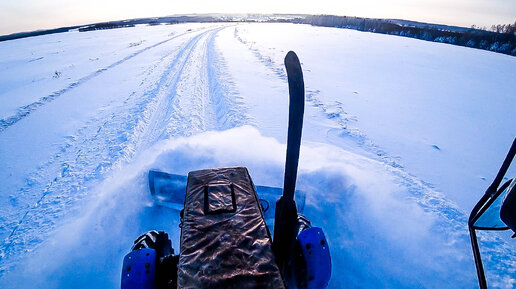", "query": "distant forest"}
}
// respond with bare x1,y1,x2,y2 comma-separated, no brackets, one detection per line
1,14,515,56
294,15,516,56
